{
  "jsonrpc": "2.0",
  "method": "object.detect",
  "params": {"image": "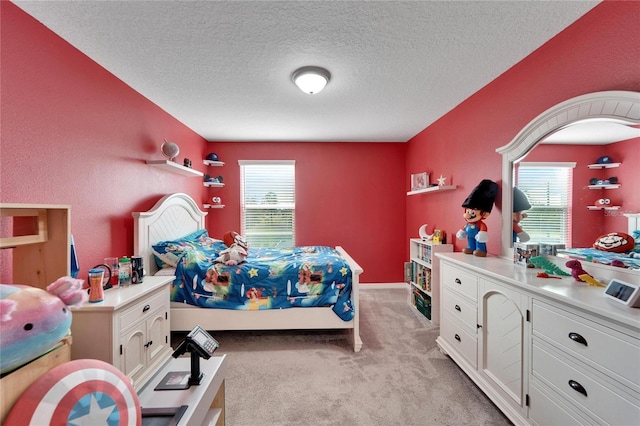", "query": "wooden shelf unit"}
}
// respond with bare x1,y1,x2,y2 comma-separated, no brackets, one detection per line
0,203,73,422
0,203,71,290
407,238,452,325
